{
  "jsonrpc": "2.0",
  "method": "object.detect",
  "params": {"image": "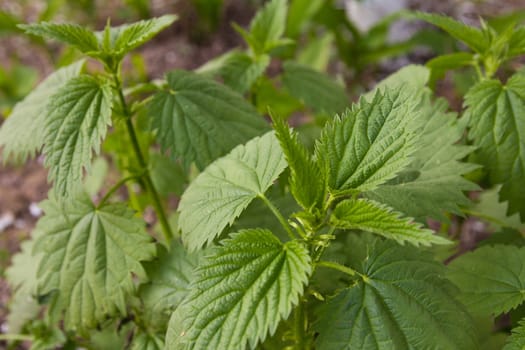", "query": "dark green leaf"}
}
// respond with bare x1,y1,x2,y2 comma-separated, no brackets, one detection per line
448,245,525,315
272,114,324,211
315,235,477,349
464,74,525,219
412,12,489,53
148,70,268,169
366,96,478,221
282,61,348,115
